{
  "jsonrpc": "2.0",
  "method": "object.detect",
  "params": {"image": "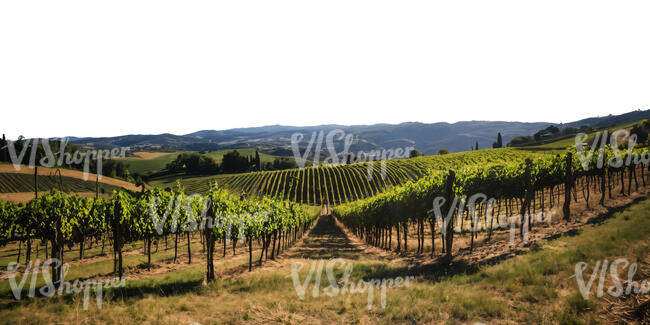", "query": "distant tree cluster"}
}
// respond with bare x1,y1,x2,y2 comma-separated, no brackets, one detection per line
492,133,503,148
506,125,596,147
269,157,298,170
631,121,650,144
409,149,422,158
533,125,560,141
221,150,254,173
166,149,298,175
167,152,220,174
